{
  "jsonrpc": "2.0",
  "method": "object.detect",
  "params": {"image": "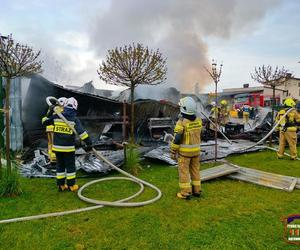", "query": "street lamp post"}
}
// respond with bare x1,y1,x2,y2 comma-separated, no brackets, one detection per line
205,59,223,162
